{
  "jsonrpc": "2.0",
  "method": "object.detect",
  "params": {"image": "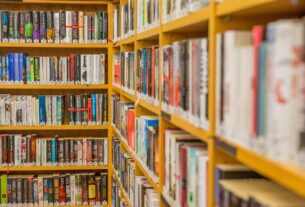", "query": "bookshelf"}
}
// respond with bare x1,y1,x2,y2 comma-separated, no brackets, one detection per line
0,0,113,206
111,0,305,206
0,0,303,206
